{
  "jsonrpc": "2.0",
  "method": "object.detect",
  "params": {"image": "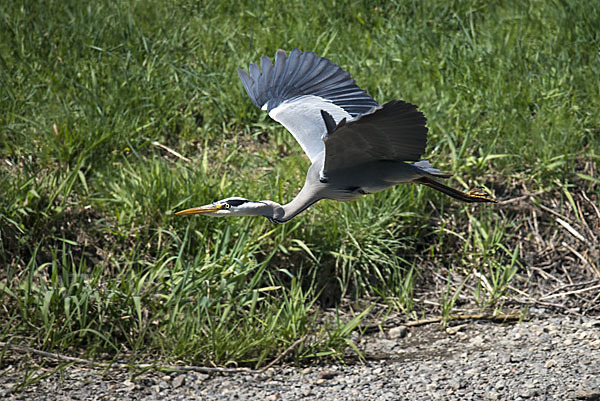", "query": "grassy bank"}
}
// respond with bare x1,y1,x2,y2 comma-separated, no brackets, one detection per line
1,0,599,369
